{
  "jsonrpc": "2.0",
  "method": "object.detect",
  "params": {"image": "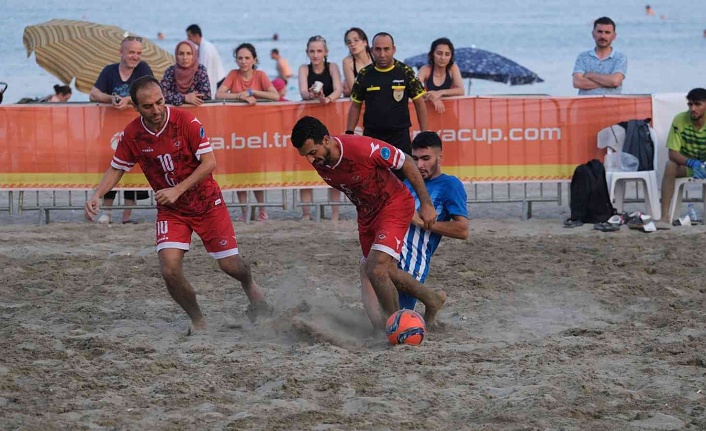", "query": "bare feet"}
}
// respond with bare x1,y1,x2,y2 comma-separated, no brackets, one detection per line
187,318,207,336
246,301,273,323
423,290,447,329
